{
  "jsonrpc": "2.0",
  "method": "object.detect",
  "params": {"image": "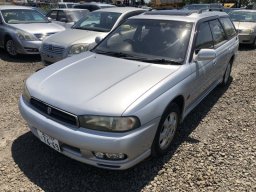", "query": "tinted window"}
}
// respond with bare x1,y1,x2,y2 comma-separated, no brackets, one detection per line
209,19,227,47
57,11,67,22
195,22,214,50
219,17,237,39
48,10,57,20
